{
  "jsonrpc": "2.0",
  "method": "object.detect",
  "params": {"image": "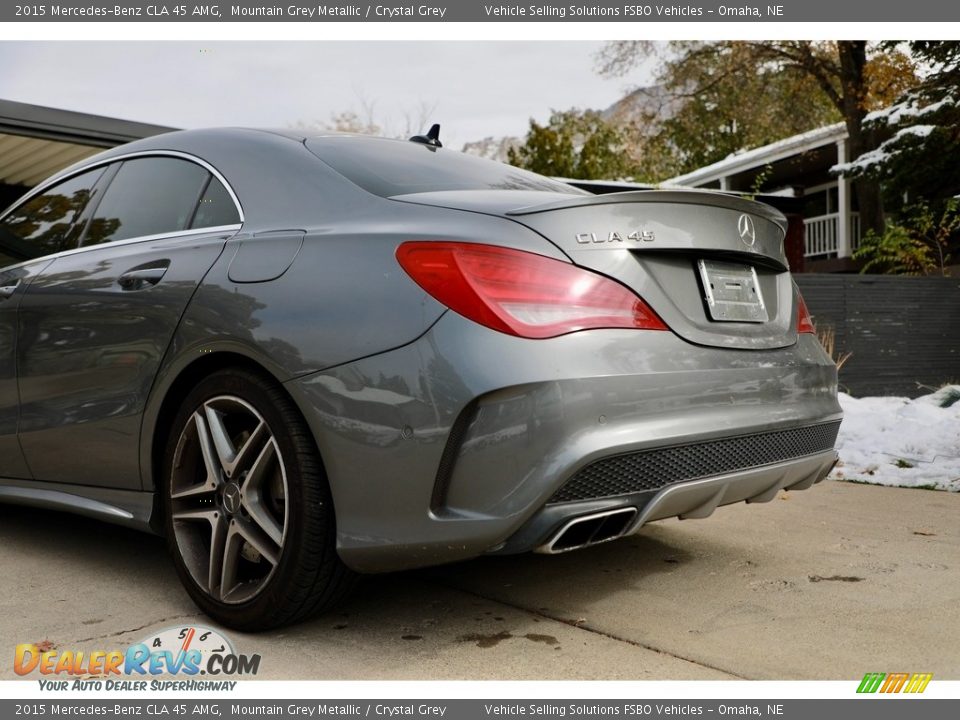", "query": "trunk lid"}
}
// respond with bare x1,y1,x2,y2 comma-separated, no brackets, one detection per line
391,189,799,350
